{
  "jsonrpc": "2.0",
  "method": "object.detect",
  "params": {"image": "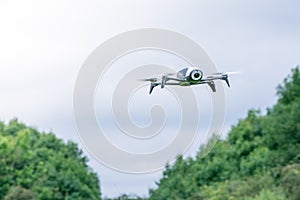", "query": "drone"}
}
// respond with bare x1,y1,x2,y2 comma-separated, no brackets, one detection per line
141,67,236,94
